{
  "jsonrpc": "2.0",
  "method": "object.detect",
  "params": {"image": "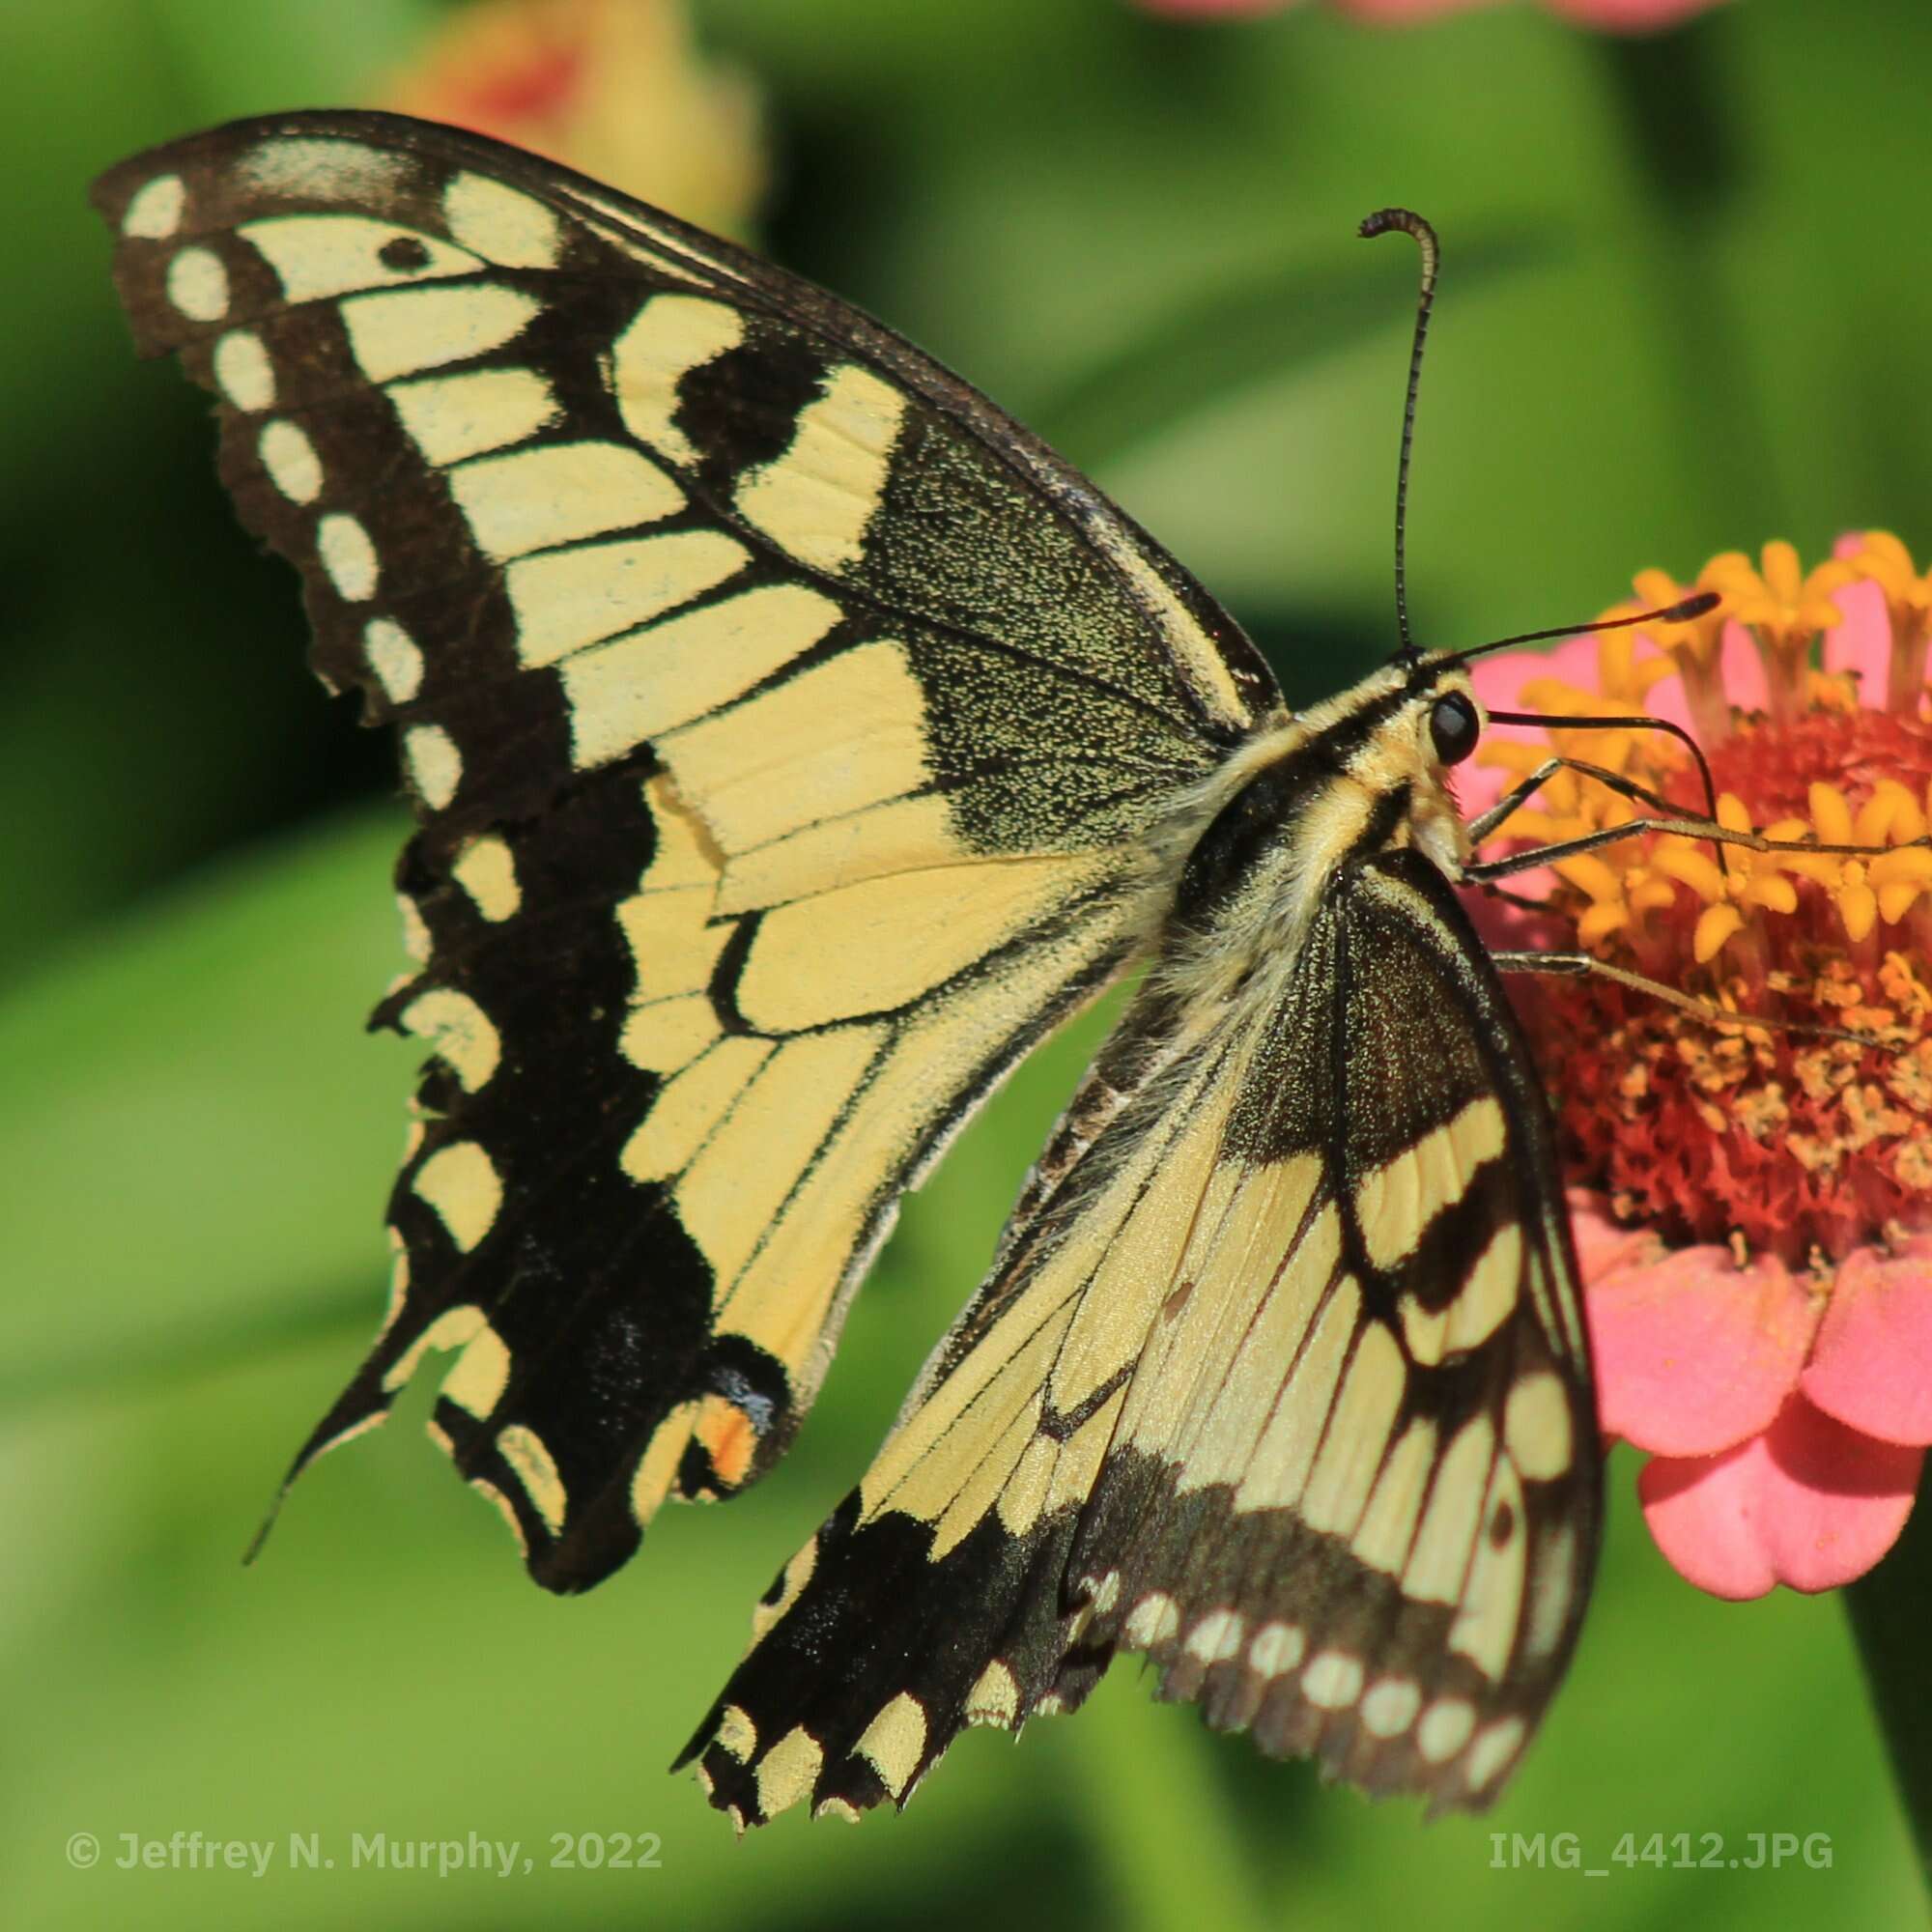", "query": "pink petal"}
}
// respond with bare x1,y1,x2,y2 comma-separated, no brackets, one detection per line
1821,576,1895,706
1459,887,1571,960
1565,1187,1667,1283
1640,619,1766,729
1463,648,1560,821
1638,1396,1923,1598
1331,0,1487,18
1542,0,1726,28
1463,637,1634,894
1468,634,1610,716
1800,1238,1932,1446
1587,1245,1820,1455
1133,0,1296,14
